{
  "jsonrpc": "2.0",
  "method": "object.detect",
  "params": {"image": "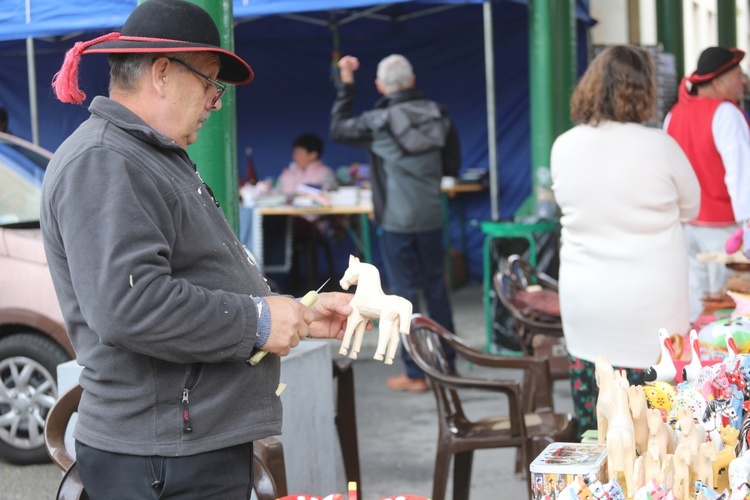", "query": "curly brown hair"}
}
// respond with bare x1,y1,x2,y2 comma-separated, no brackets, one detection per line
570,45,656,126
